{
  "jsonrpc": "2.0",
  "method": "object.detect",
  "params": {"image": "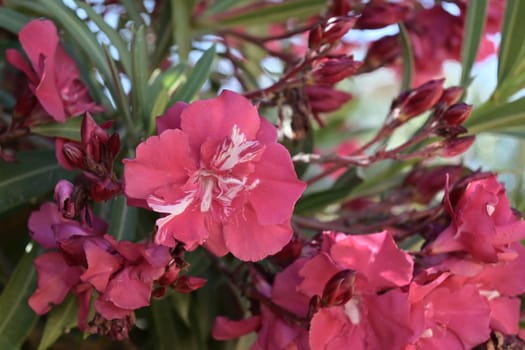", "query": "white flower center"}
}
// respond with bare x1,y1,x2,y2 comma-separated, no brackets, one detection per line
344,297,361,325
